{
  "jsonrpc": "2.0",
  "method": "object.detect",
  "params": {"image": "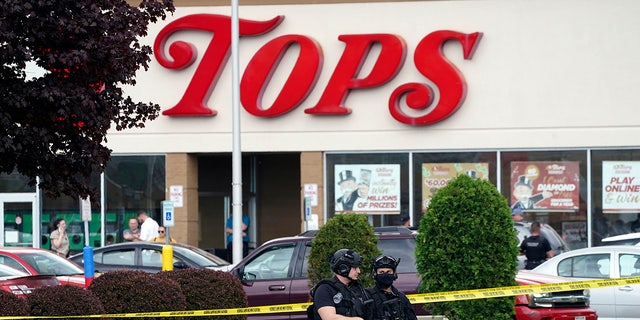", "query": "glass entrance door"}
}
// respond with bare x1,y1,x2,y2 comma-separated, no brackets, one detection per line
0,193,39,247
